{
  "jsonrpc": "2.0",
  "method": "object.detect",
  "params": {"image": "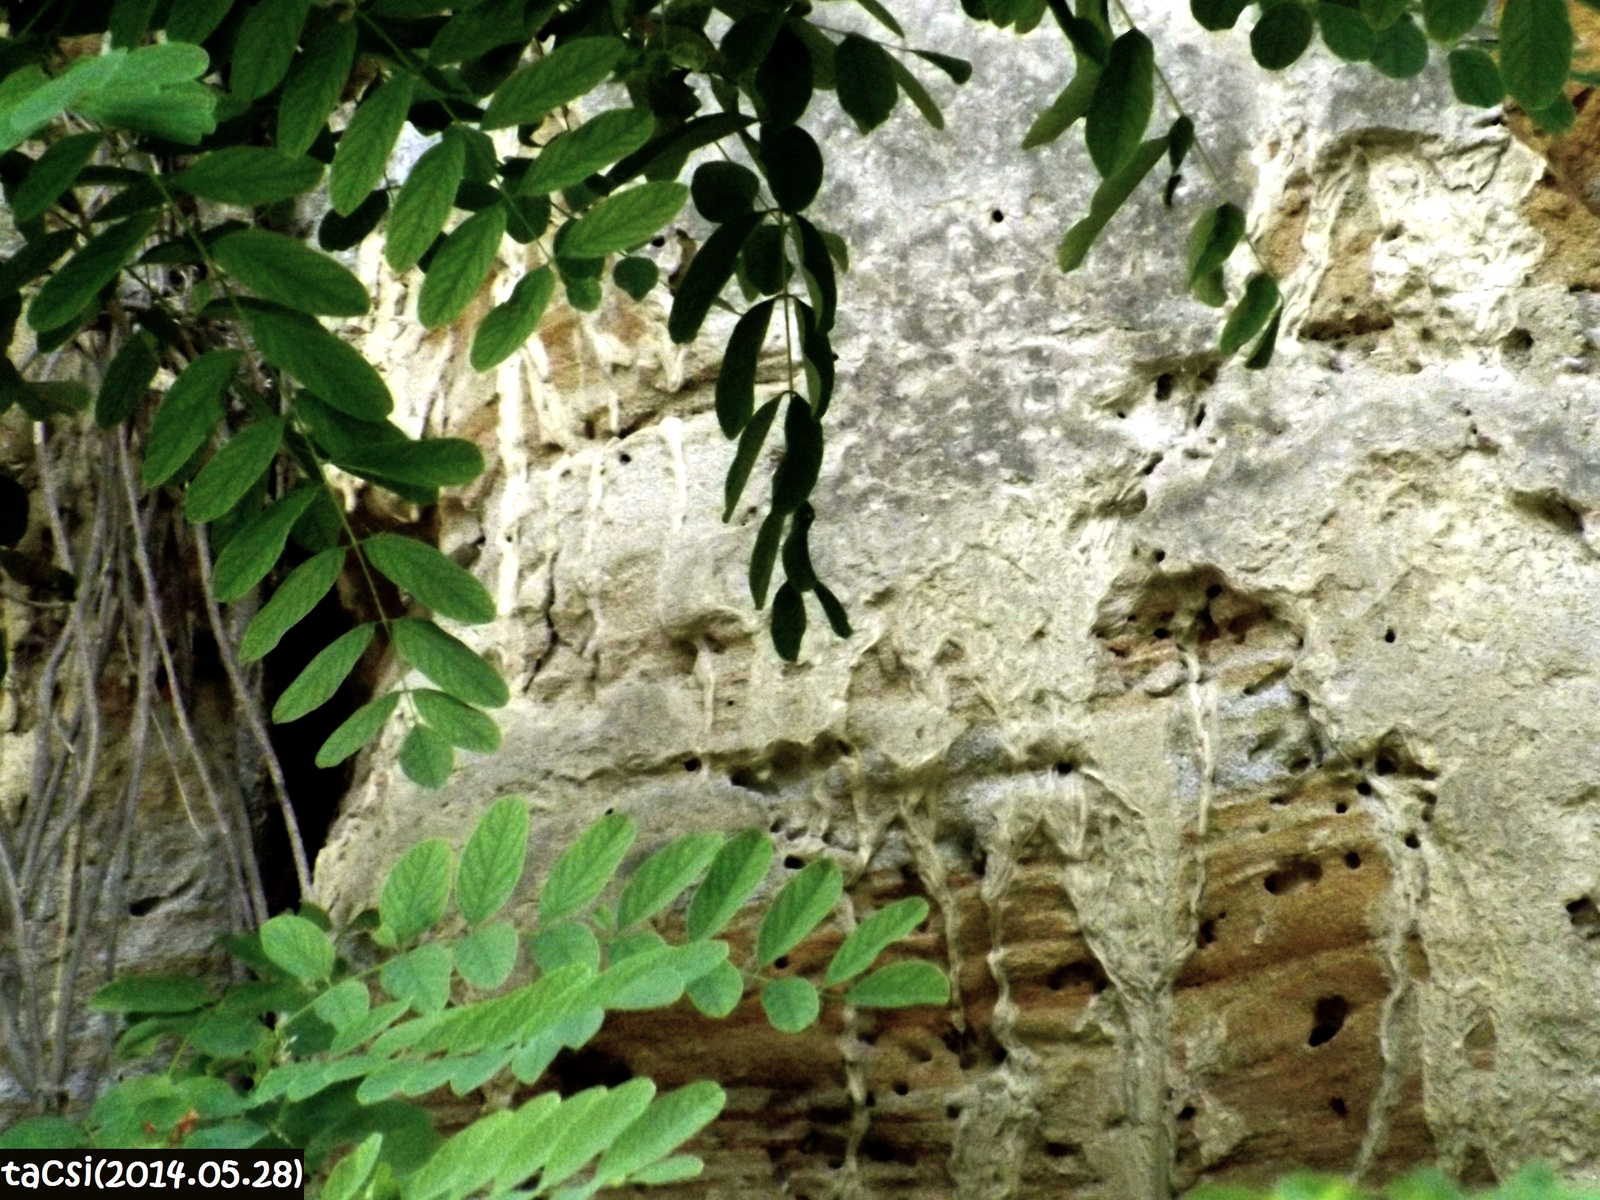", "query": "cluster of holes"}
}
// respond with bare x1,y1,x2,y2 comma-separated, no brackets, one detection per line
1308,995,1348,1047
